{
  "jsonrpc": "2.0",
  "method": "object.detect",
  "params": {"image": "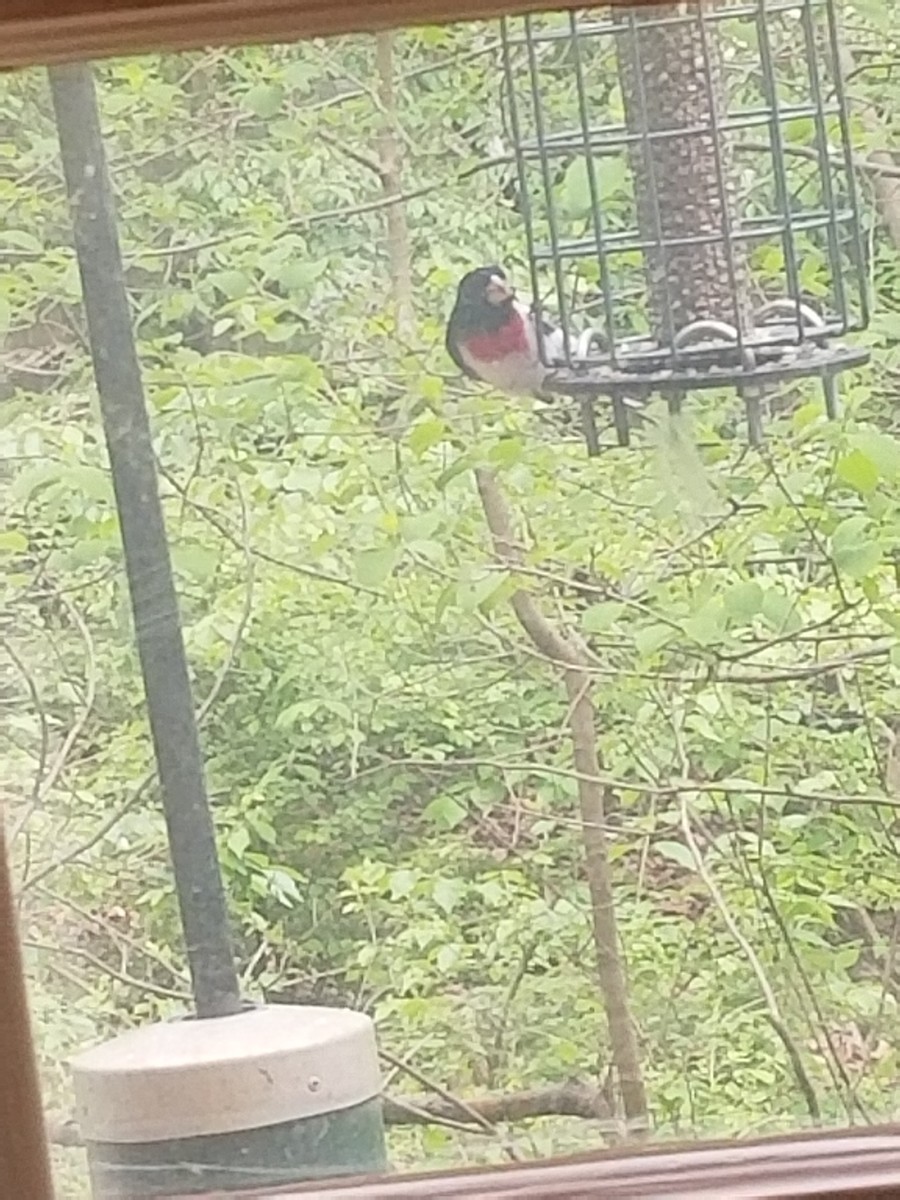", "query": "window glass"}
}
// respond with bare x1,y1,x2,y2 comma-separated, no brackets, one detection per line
0,4,897,1196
